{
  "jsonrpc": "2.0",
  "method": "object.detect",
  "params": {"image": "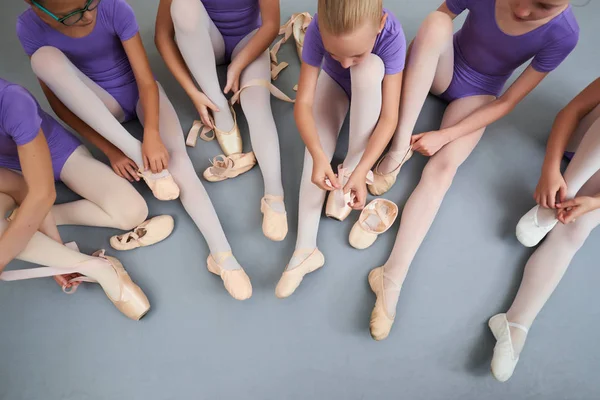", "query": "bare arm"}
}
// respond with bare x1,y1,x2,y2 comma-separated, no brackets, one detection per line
442,66,548,141
224,0,280,93
0,132,56,272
